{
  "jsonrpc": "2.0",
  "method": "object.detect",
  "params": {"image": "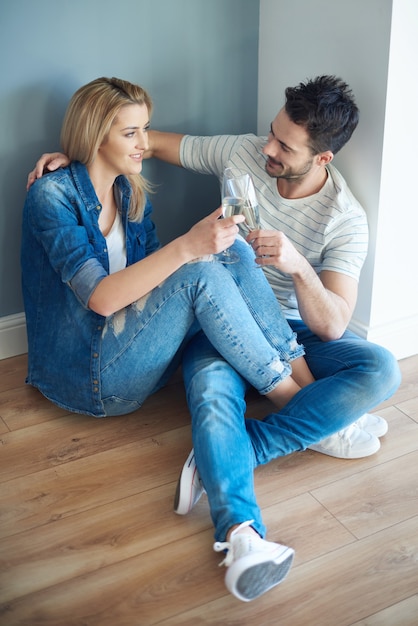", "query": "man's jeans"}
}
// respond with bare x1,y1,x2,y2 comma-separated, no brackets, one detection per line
182,325,401,542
